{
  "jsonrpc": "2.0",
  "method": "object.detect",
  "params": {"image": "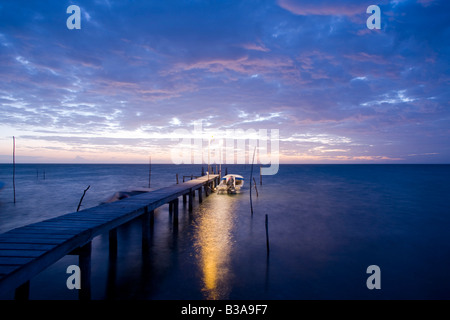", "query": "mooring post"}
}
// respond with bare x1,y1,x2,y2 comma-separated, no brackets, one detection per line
250,146,256,215
13,136,16,204
79,241,92,300
253,177,259,197
176,173,179,184
260,166,262,185
148,156,151,188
